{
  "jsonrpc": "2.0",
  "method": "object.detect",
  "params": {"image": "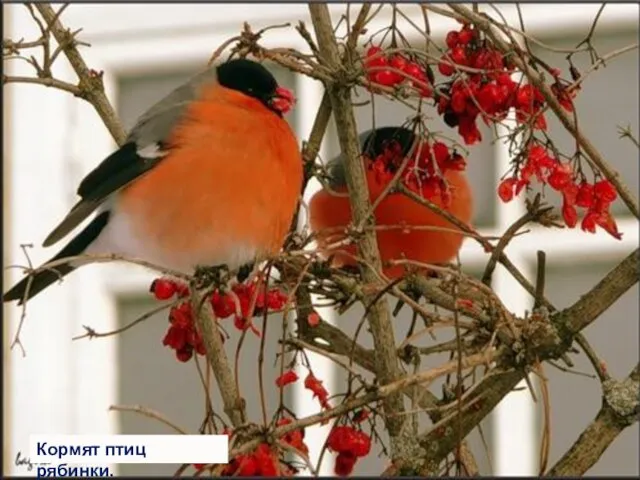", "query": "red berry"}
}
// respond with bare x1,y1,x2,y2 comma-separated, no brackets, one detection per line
595,210,623,240
432,141,449,167
458,116,482,145
498,177,518,203
275,370,299,387
236,455,259,476
373,70,397,86
151,278,177,300
210,291,235,318
403,63,422,79
450,46,467,65
594,179,617,204
576,182,594,208
328,426,355,453
477,83,499,113
445,31,460,49
451,91,467,114
581,211,598,234
458,27,475,45
562,201,578,228
176,345,193,362
547,163,573,191
562,182,579,206
438,56,455,76
366,46,382,58
334,452,357,476
348,430,371,457
389,54,407,72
